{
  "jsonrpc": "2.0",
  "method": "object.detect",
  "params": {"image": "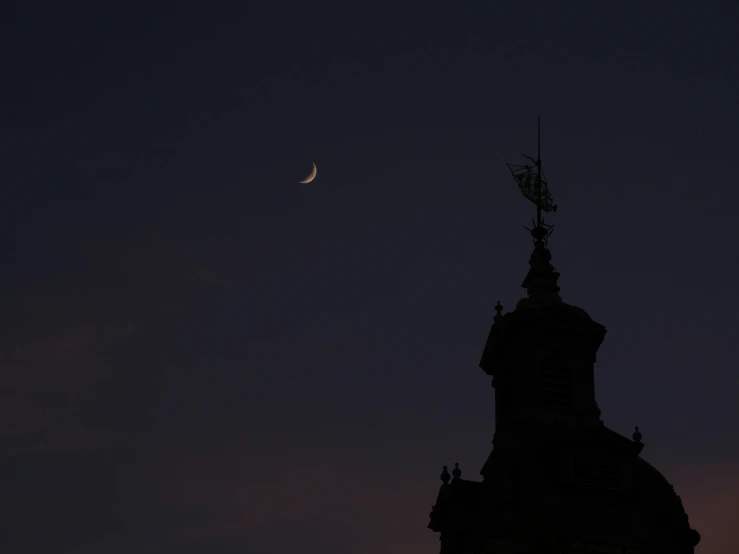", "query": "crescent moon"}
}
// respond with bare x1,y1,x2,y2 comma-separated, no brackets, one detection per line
299,162,317,184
